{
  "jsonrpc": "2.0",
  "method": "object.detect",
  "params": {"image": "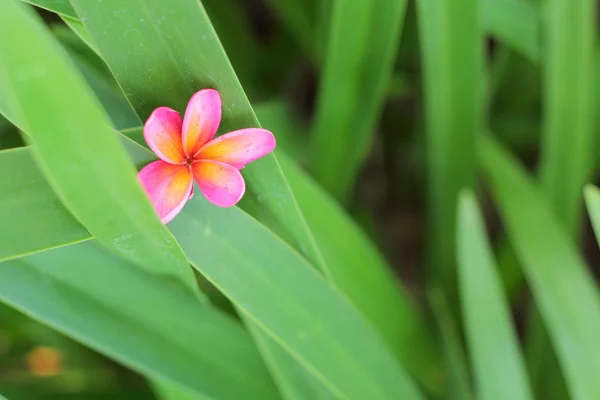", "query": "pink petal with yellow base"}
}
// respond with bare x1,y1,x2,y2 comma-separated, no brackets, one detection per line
138,160,193,224
192,160,245,207
144,107,186,164
182,89,222,157
196,128,276,169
